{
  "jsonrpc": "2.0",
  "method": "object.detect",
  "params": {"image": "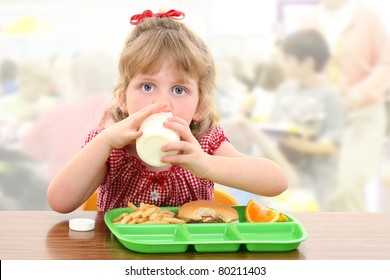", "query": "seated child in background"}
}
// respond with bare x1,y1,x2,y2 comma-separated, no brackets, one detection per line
270,29,345,210
47,10,288,213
